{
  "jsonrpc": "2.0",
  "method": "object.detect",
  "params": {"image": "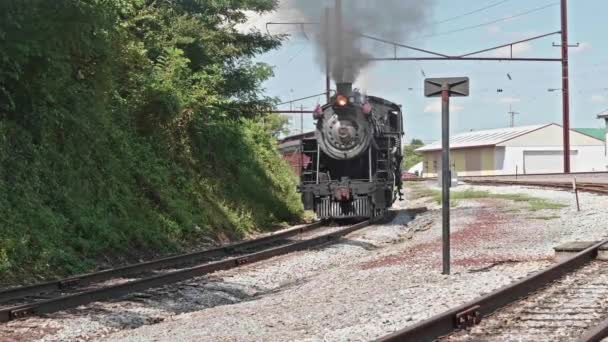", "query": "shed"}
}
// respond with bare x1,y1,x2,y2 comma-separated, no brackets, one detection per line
416,123,607,176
